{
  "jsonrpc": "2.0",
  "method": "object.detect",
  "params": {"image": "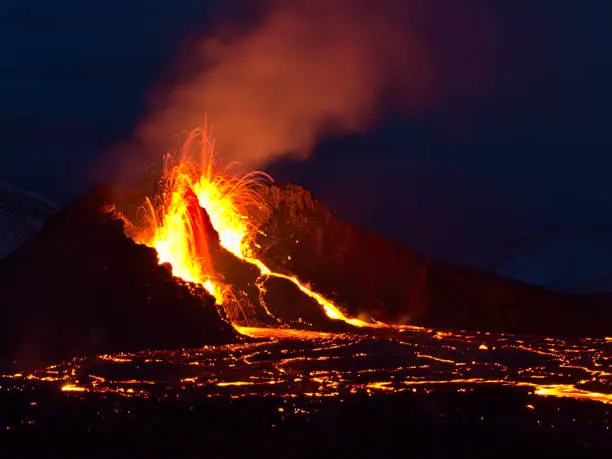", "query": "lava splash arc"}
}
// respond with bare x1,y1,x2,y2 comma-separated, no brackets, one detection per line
122,127,383,330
